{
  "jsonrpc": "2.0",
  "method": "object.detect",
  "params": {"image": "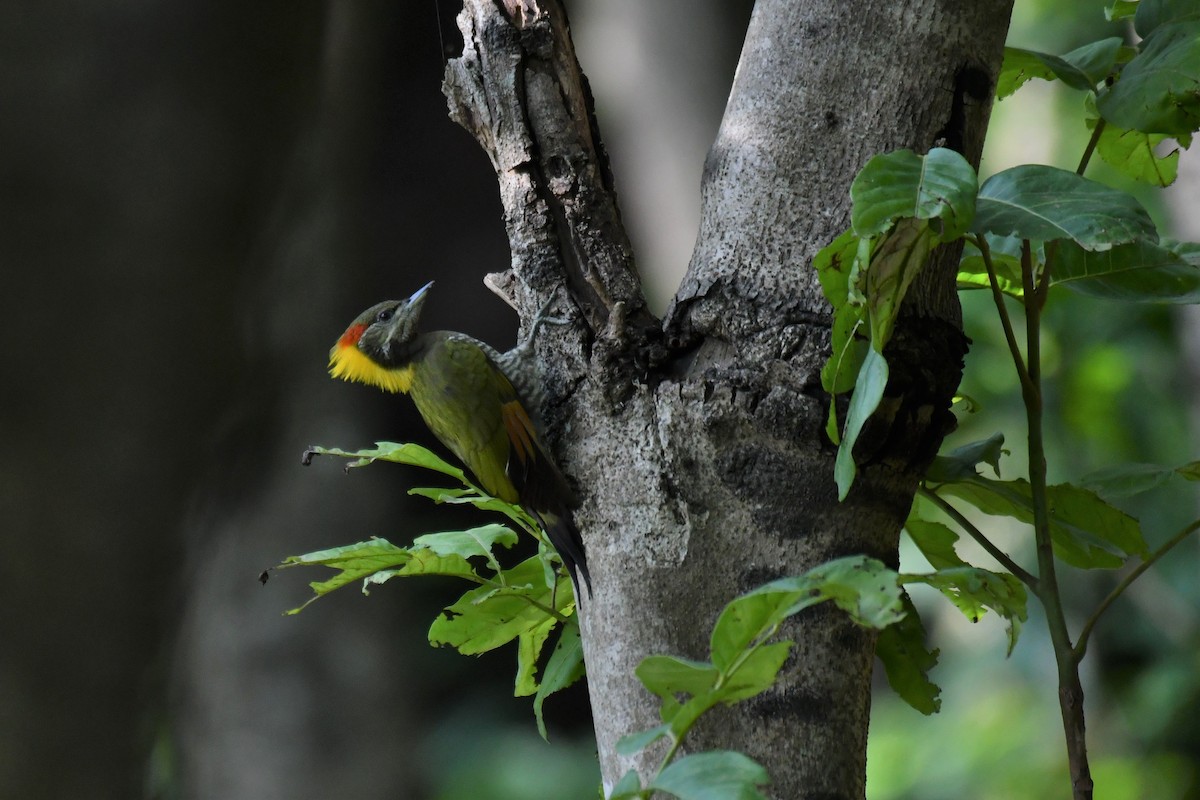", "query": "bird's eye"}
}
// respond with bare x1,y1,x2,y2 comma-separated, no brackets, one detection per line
375,308,395,324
